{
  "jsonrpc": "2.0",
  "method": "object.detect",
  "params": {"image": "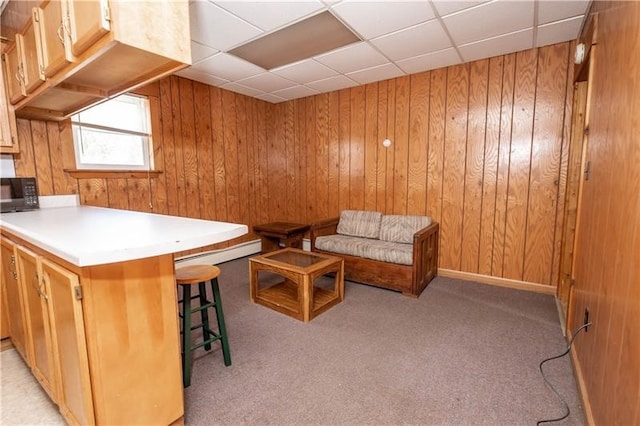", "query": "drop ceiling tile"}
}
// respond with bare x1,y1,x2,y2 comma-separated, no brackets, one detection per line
213,1,326,32
220,82,265,98
255,93,287,103
306,75,359,92
174,68,230,87
271,85,320,101
236,72,298,92
371,19,451,61
443,0,534,45
458,28,533,63
189,1,263,50
396,48,462,74
538,1,590,25
271,59,339,84
314,42,388,74
331,0,435,39
346,63,405,85
536,15,584,47
194,53,265,81
430,1,489,17
191,41,218,64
